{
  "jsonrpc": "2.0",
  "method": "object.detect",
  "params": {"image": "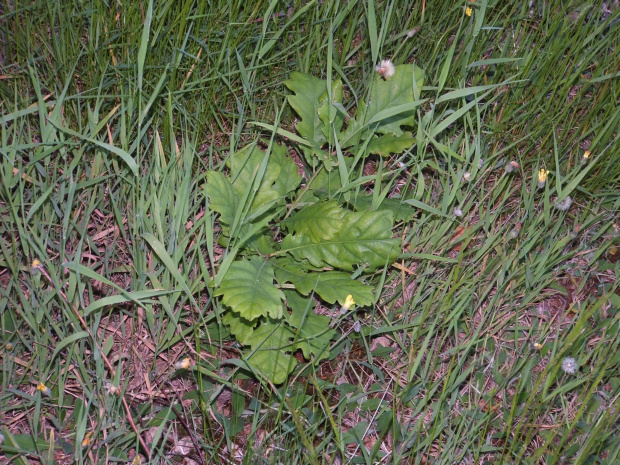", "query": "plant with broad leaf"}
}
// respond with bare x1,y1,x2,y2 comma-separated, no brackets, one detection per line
207,64,424,383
